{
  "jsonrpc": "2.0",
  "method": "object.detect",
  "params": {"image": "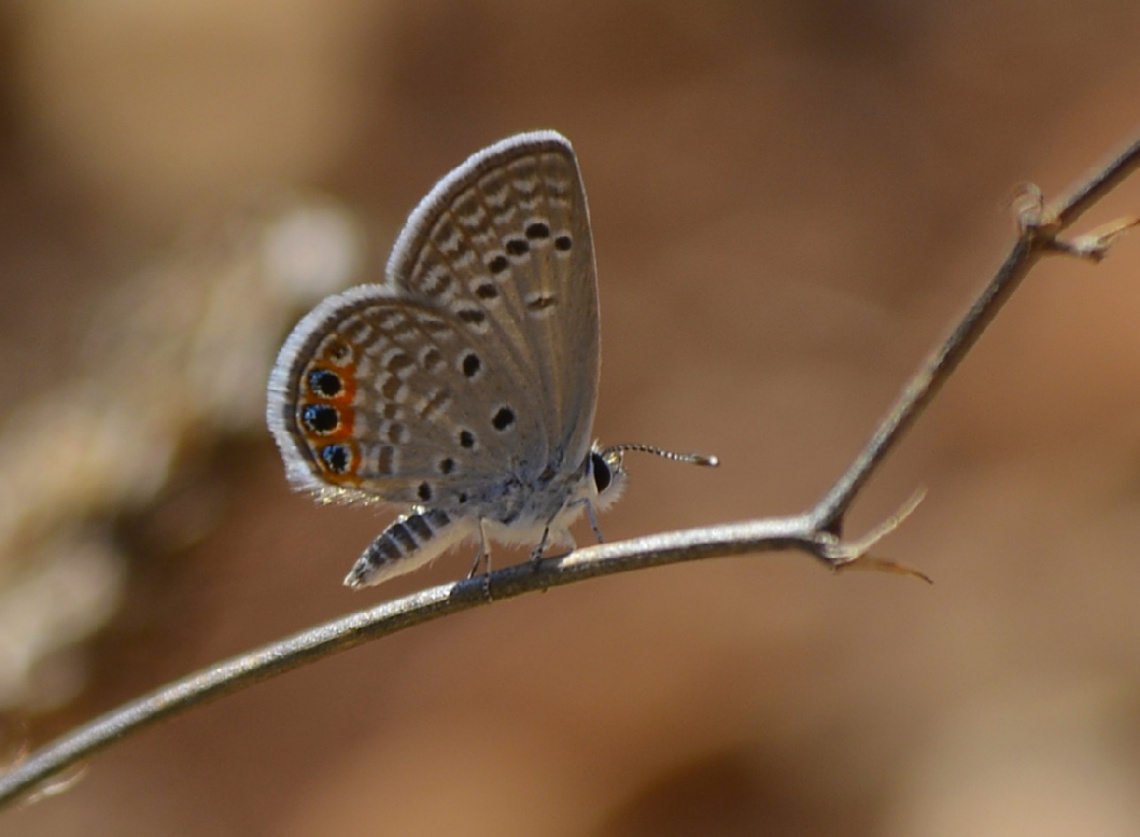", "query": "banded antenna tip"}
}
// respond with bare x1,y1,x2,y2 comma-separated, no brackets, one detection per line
602,444,719,468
